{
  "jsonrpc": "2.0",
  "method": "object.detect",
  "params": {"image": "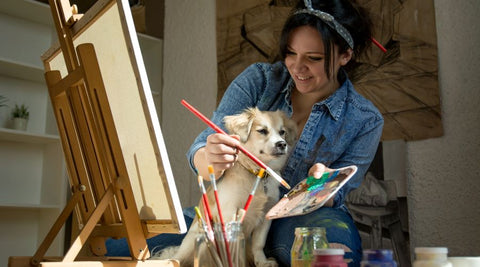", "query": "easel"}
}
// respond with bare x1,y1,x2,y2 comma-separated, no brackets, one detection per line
9,0,184,266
